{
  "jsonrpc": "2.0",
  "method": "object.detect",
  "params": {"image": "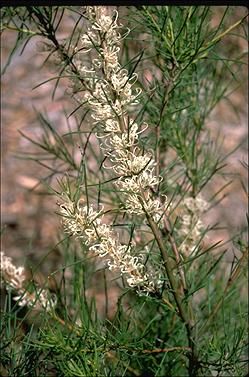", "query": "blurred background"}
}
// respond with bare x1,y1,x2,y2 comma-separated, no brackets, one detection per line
1,6,248,303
